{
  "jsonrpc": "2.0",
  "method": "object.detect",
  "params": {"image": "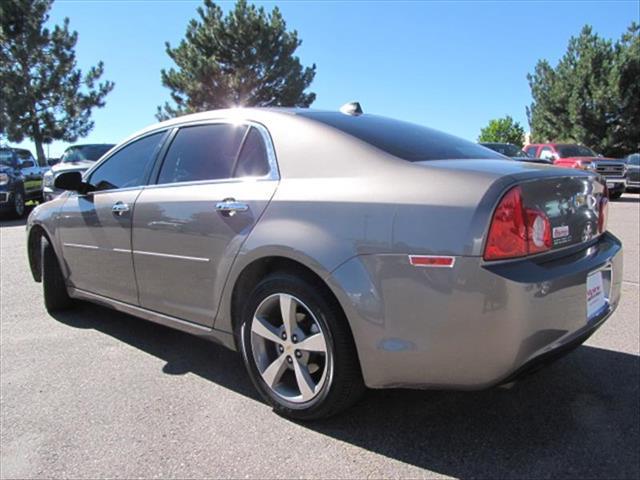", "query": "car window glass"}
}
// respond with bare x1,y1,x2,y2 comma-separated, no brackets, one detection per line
539,147,554,160
557,145,596,158
526,146,538,157
158,124,247,184
0,150,15,167
89,132,164,191
298,112,502,161
234,127,270,177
